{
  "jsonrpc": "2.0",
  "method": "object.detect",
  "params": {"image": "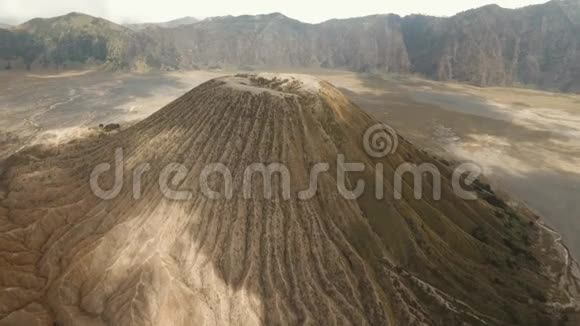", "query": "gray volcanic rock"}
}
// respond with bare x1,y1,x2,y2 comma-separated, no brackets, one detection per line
0,74,578,325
